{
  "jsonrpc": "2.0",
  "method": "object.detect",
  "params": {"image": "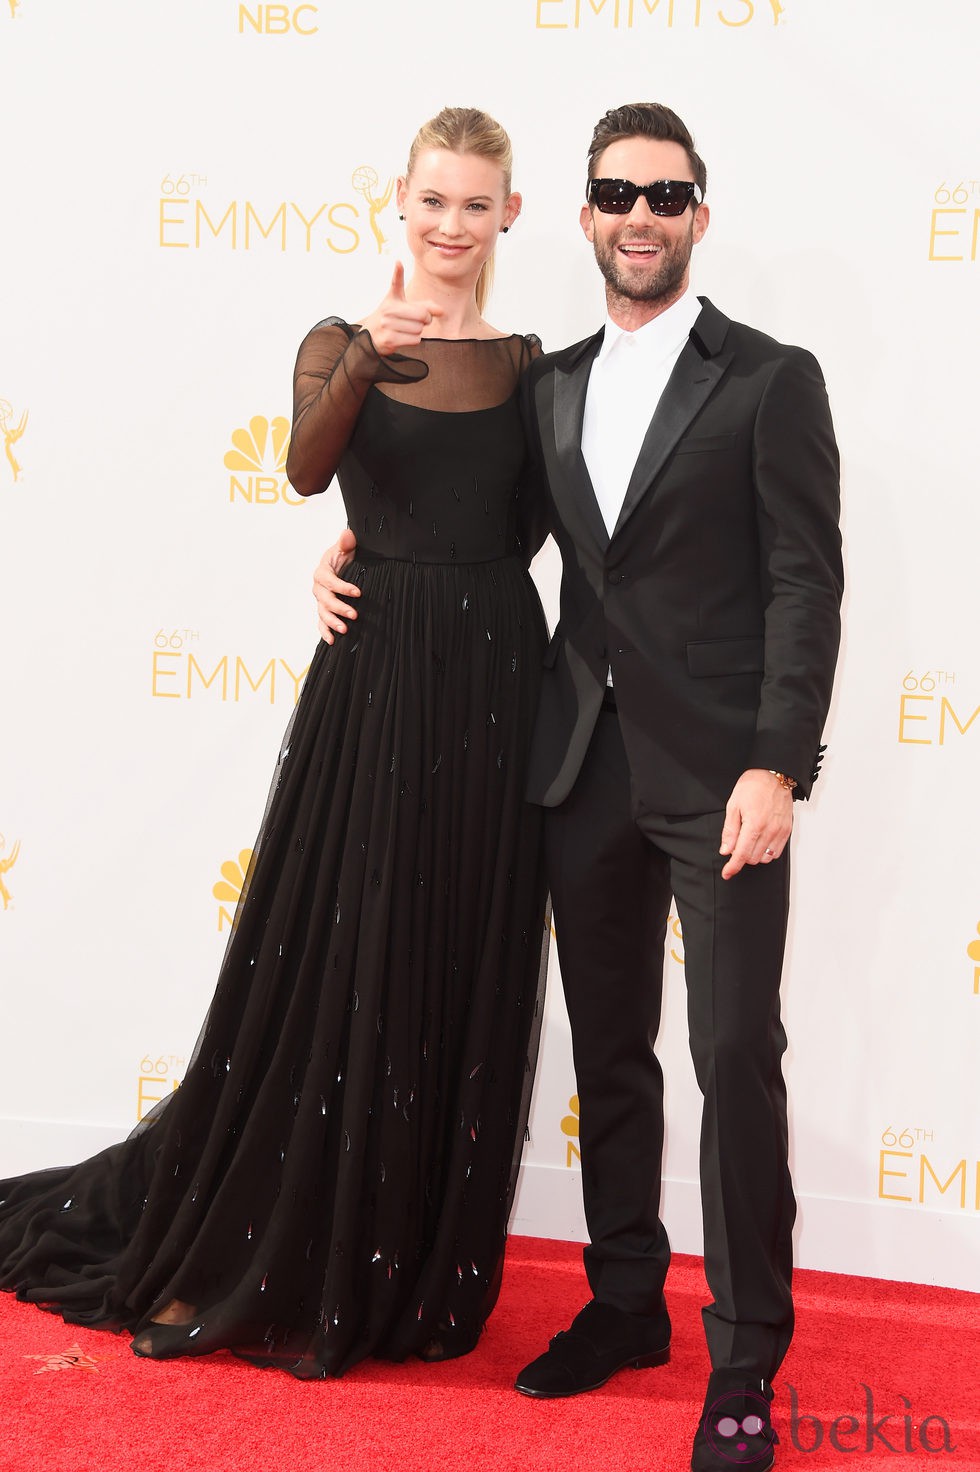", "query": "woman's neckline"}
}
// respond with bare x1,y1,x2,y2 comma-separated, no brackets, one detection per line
417,333,521,344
